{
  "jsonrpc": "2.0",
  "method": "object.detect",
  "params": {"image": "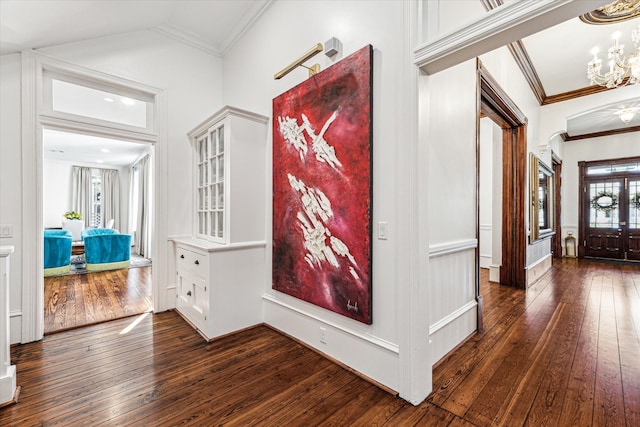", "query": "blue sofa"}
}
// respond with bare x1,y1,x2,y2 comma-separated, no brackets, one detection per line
82,228,132,271
44,229,72,276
